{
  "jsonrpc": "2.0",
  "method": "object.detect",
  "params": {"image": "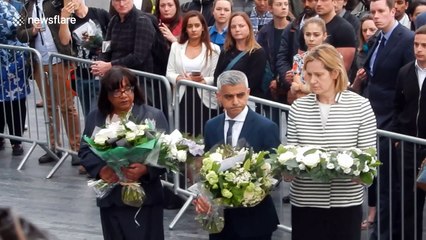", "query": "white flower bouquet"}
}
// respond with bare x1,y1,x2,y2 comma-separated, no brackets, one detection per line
196,145,276,233
84,119,164,207
270,145,381,185
158,129,205,172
